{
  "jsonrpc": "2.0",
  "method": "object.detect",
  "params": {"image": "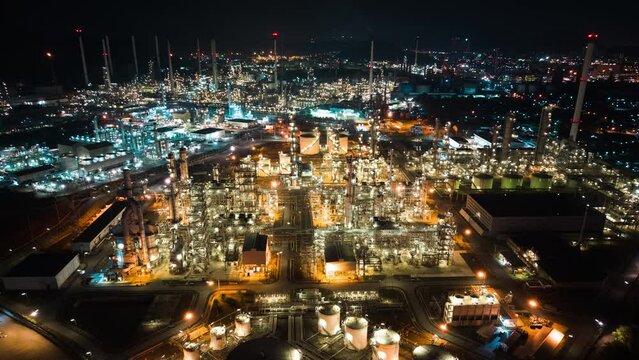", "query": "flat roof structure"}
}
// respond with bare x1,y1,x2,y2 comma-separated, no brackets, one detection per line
325,242,355,263
470,193,589,217
242,233,268,252
5,253,77,277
